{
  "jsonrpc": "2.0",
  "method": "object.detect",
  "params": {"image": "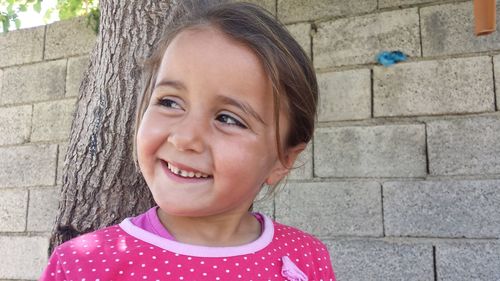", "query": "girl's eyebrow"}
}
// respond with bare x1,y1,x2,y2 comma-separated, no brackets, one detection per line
154,79,186,90
216,95,267,126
